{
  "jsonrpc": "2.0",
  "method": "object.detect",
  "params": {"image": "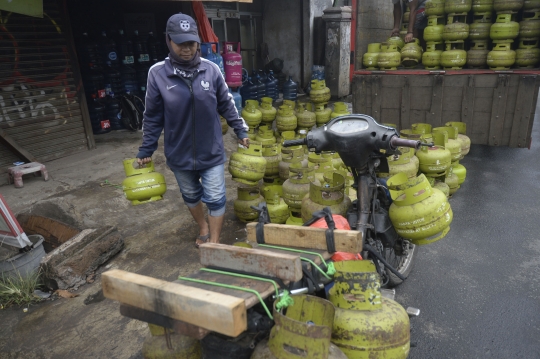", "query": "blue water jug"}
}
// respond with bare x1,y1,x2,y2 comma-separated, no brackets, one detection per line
282,76,298,101
229,88,243,114
252,71,266,100
201,42,225,77
99,31,120,68
240,77,257,107
265,70,279,100
258,69,267,83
